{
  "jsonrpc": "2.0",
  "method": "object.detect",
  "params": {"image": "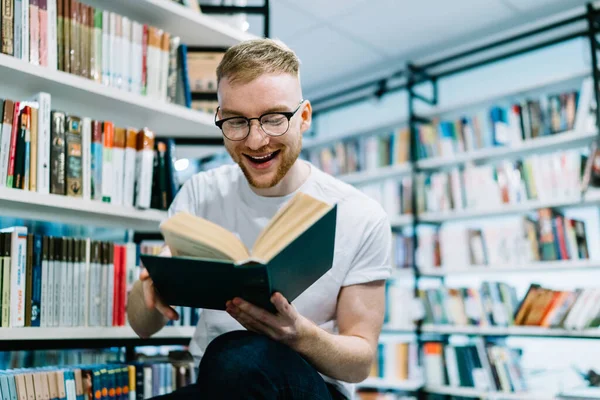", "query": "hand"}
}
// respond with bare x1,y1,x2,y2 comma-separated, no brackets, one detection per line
139,267,179,321
225,292,314,348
